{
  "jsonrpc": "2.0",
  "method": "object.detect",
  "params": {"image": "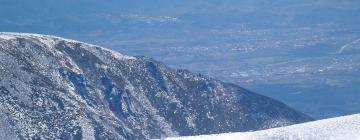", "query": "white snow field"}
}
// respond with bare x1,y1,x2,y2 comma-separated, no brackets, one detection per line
166,114,360,140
